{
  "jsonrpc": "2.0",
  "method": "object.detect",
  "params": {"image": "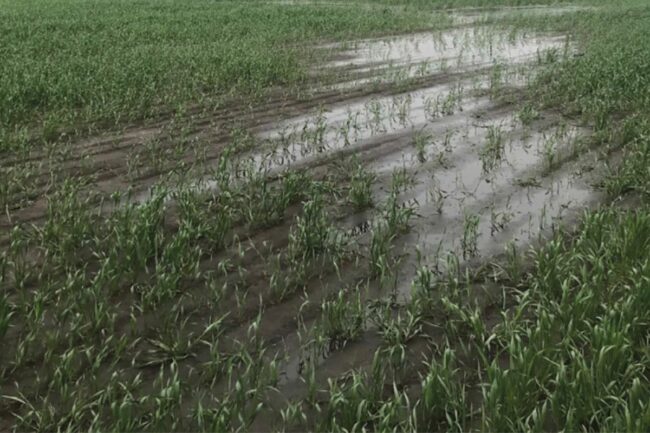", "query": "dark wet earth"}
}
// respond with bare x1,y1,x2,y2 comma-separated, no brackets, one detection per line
0,6,614,430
